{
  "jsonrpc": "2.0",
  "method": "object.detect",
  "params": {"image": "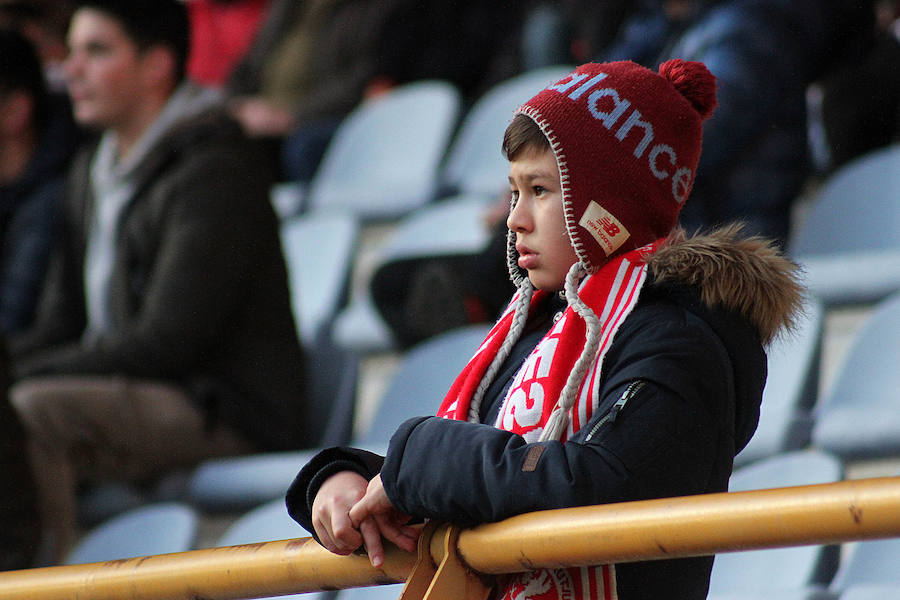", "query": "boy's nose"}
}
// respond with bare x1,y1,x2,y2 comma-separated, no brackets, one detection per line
507,199,531,233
